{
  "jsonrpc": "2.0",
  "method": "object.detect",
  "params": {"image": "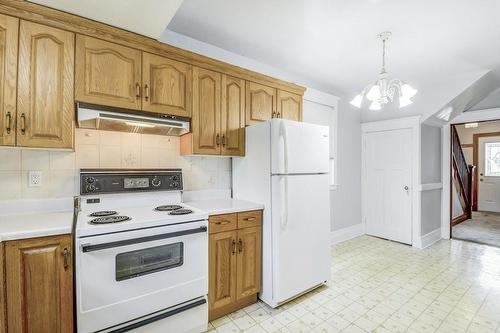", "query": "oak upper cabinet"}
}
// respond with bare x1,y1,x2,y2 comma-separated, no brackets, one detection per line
17,21,74,149
76,35,142,110
245,81,276,125
142,53,192,117
181,67,221,155
0,14,18,147
209,230,237,312
208,210,262,320
277,90,302,121
221,75,245,156
5,234,73,333
236,226,262,300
